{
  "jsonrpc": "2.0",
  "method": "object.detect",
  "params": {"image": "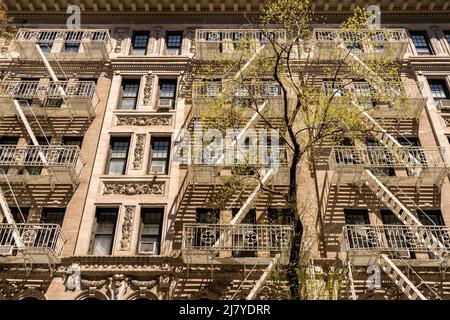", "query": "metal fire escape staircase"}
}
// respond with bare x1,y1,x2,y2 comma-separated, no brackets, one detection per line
335,39,448,300
0,44,69,269
196,42,285,299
